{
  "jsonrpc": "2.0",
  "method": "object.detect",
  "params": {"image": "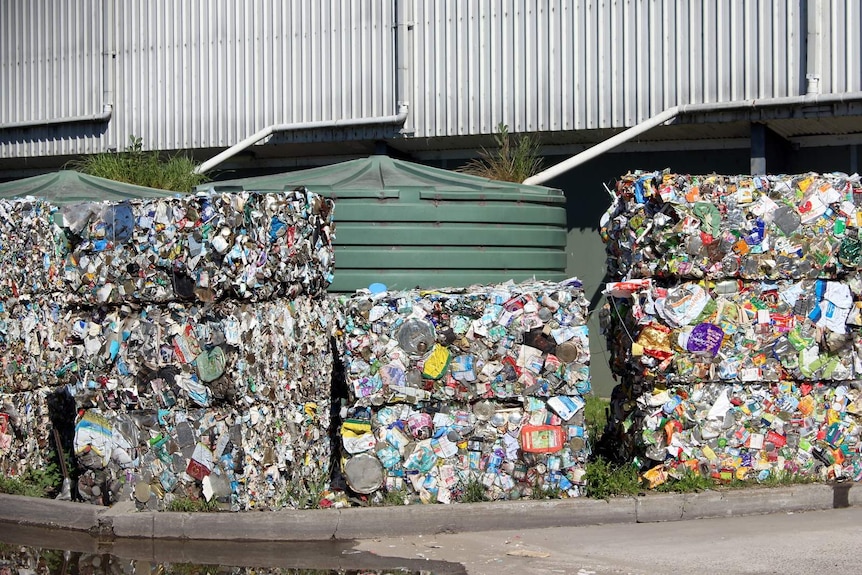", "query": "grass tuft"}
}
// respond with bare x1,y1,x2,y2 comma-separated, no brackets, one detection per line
654,468,715,493
380,488,408,506
583,457,641,500
458,123,544,183
165,496,220,513
69,135,208,193
0,462,63,498
584,395,609,448
458,478,489,503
